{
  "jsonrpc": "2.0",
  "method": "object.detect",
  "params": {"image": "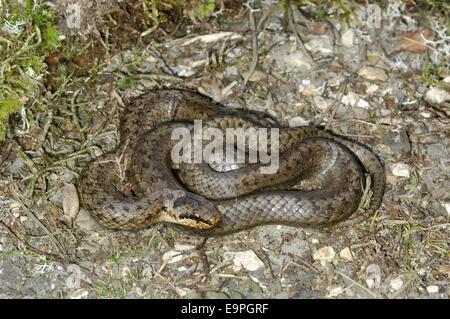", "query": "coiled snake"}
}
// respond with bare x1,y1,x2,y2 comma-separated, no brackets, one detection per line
79,89,385,236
